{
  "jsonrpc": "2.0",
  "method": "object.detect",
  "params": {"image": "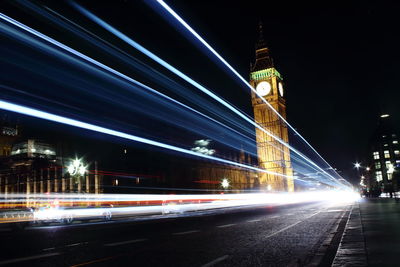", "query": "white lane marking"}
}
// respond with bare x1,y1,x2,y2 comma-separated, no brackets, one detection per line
247,219,261,223
172,230,200,235
217,223,235,228
0,252,61,265
322,209,345,213
42,247,55,251
66,242,84,247
265,220,302,239
104,238,147,247
264,211,322,239
201,255,229,267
